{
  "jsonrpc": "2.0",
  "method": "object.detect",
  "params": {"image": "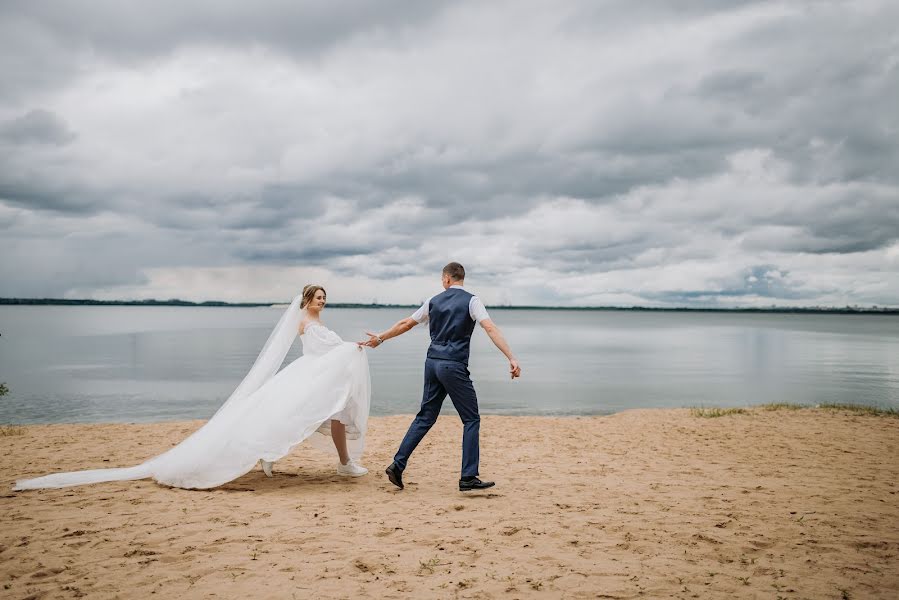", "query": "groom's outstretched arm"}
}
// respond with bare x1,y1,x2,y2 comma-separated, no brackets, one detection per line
480,319,522,379
358,317,418,348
